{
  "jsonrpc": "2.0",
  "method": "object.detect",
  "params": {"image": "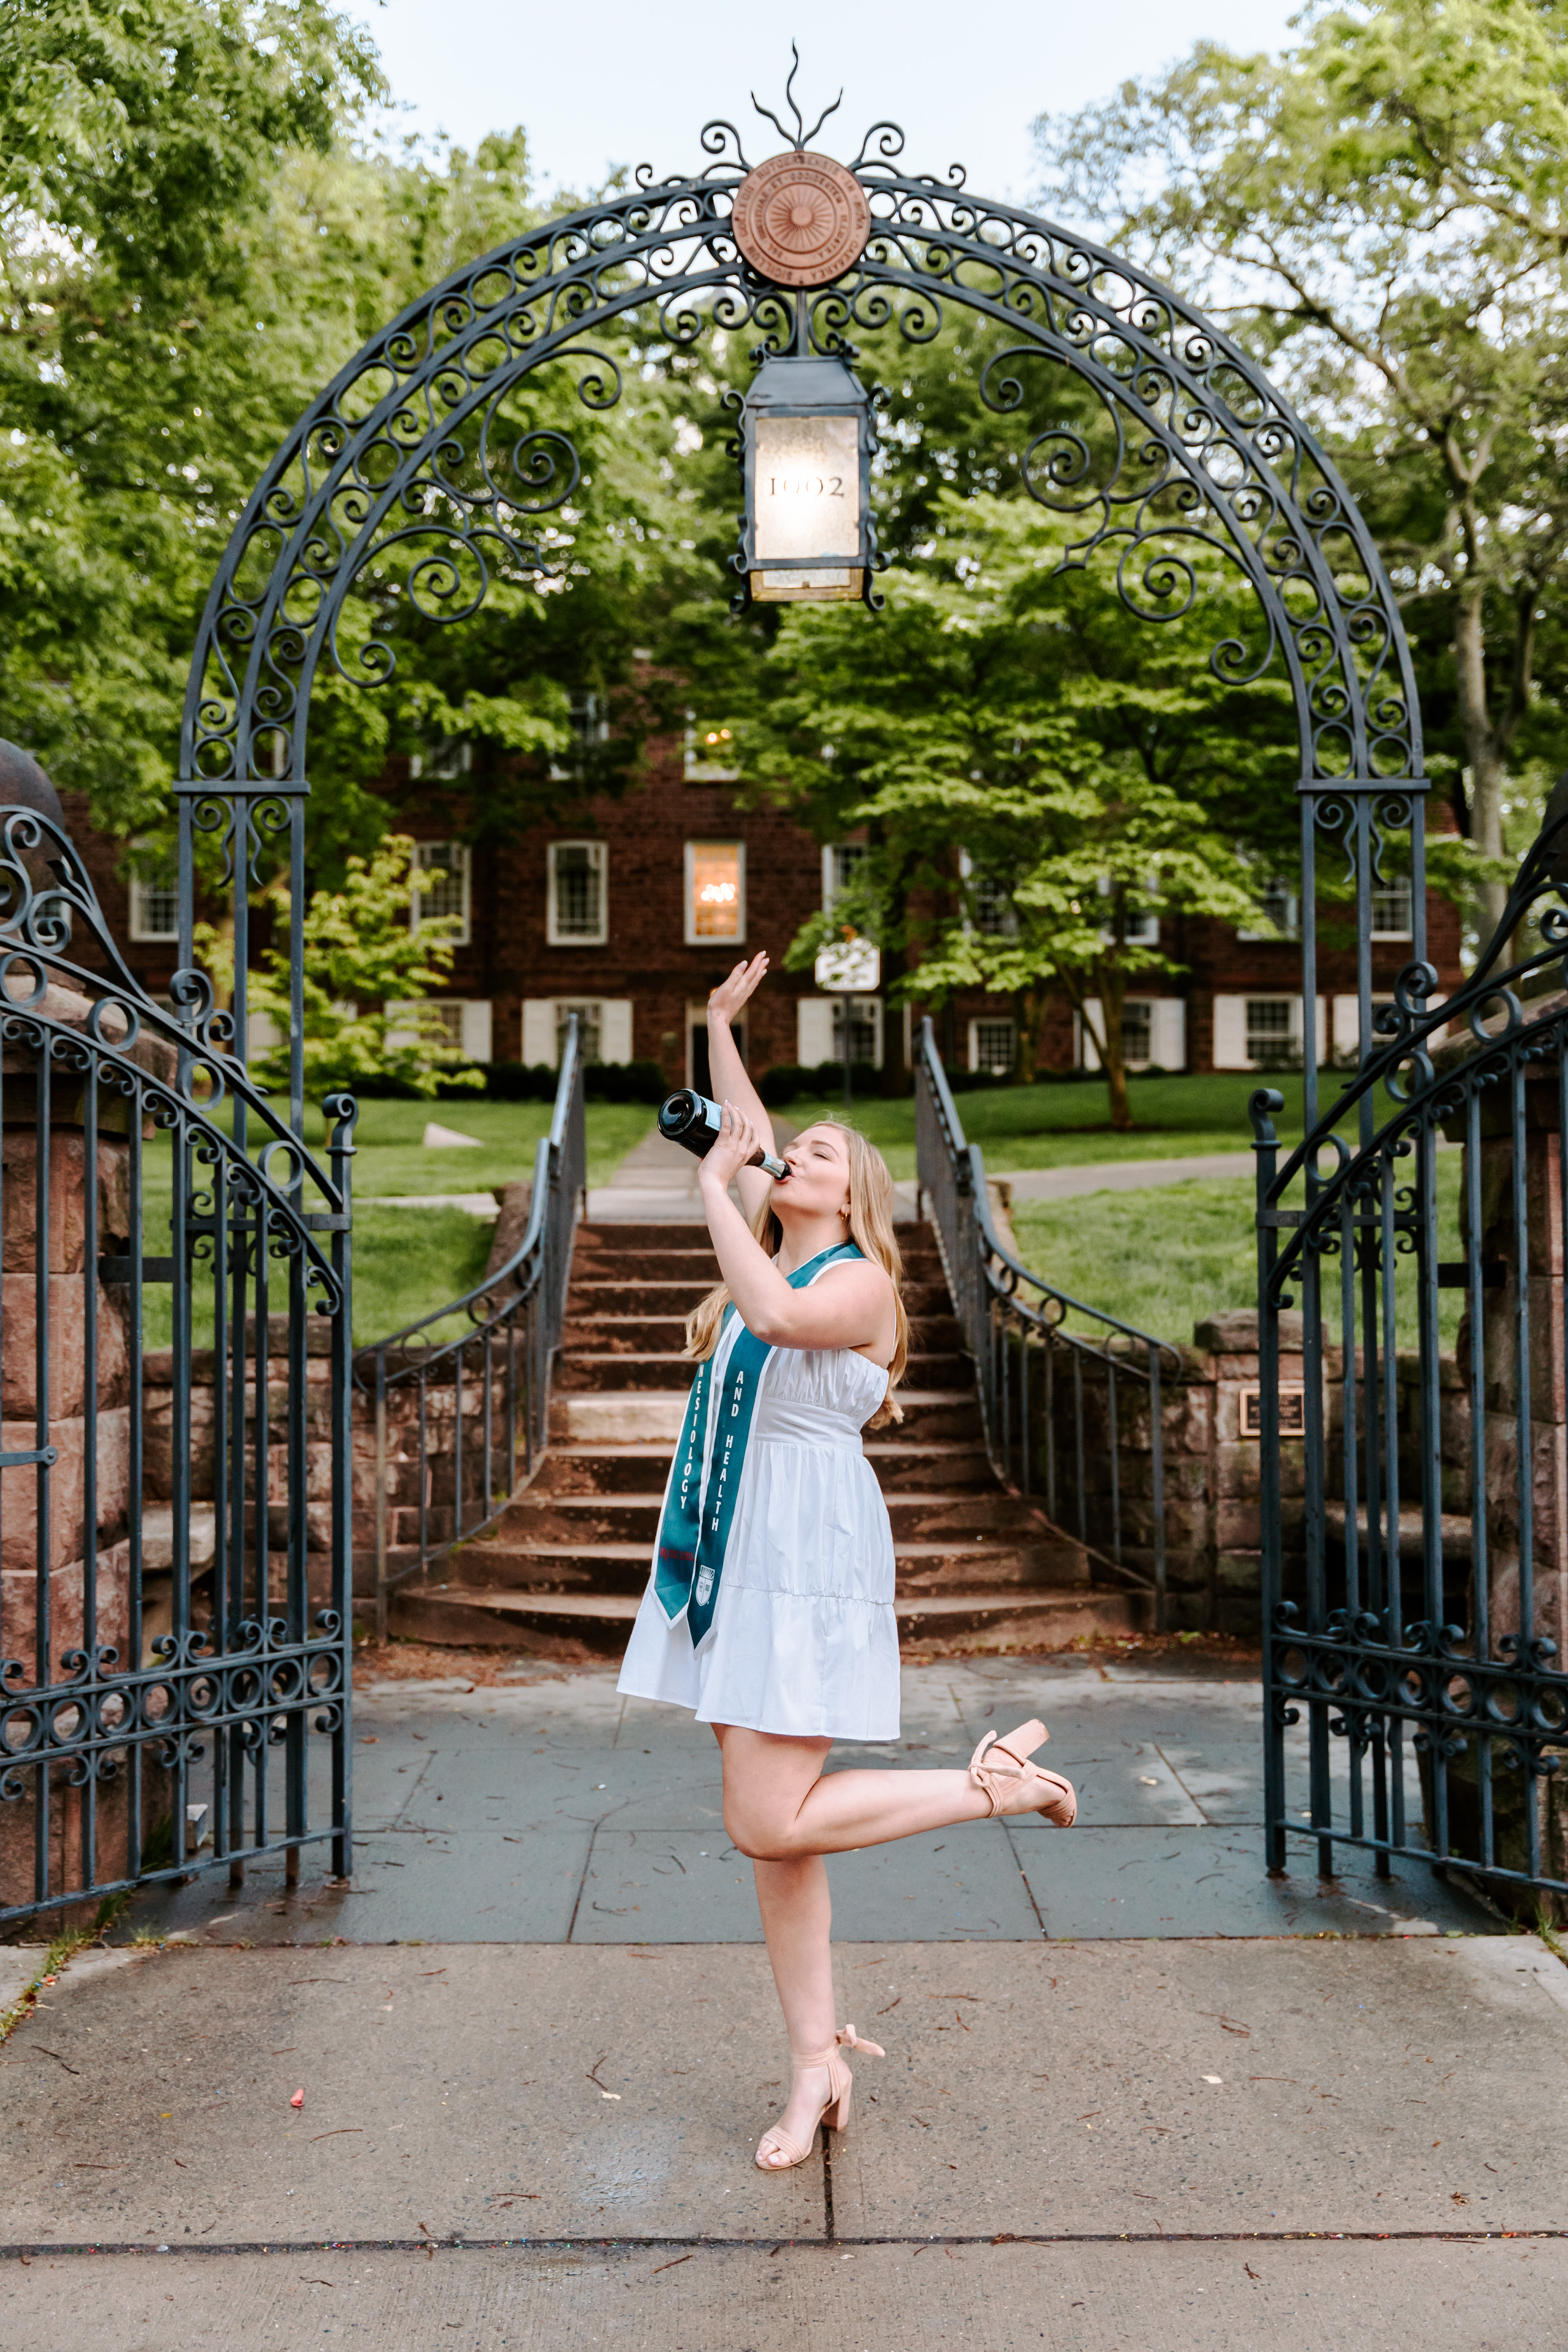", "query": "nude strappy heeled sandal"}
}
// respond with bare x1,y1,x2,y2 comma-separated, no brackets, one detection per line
970,1718,1078,1825
754,2025,885,2172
